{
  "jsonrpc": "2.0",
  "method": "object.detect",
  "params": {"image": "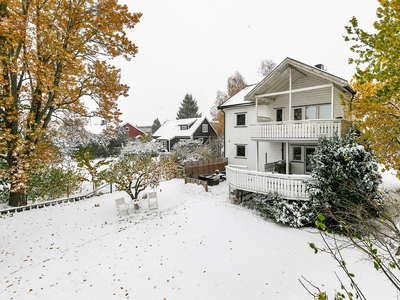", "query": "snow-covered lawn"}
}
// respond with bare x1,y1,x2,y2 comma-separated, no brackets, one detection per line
0,179,398,299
